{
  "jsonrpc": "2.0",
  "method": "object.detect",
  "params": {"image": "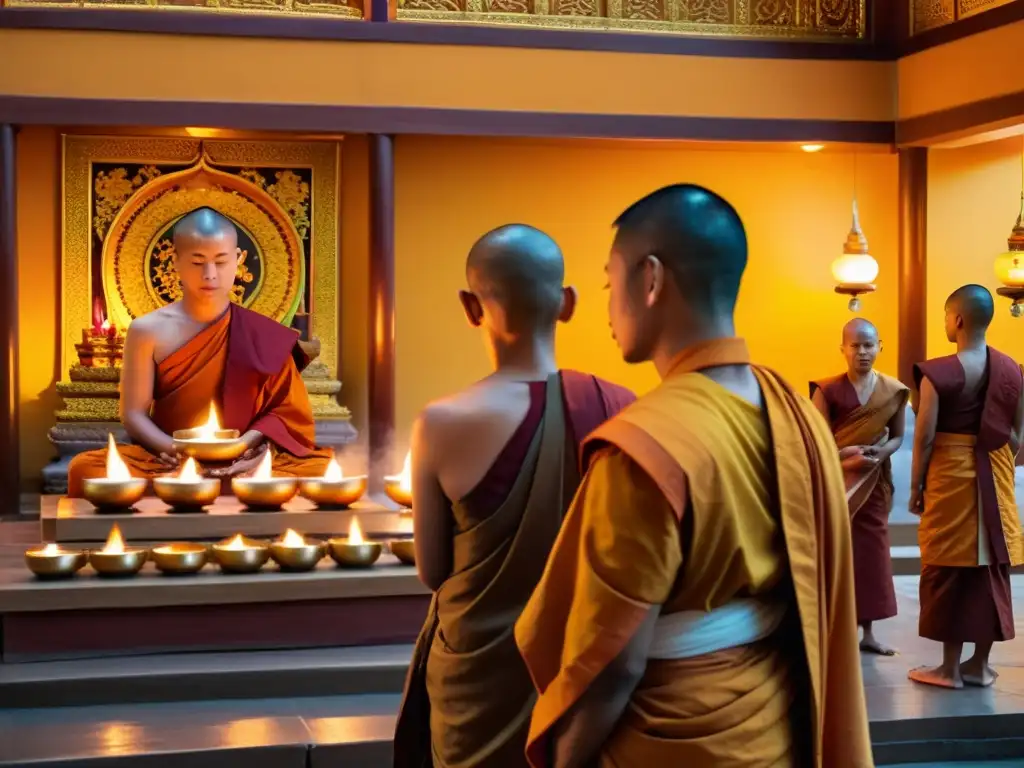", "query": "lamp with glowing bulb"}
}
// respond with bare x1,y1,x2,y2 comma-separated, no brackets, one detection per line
172,403,246,463
270,528,325,572
153,457,220,511
299,453,367,509
384,451,413,511
81,434,148,512
231,450,300,510
831,199,878,313
211,533,270,574
88,524,149,577
995,194,1024,316
24,541,88,579
328,516,383,568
